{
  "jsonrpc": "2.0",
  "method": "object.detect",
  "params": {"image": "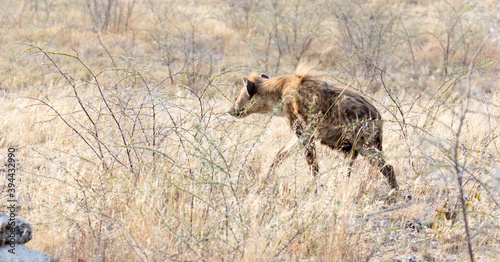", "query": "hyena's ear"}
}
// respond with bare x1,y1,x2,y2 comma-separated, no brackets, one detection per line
261,74,269,79
243,77,257,96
